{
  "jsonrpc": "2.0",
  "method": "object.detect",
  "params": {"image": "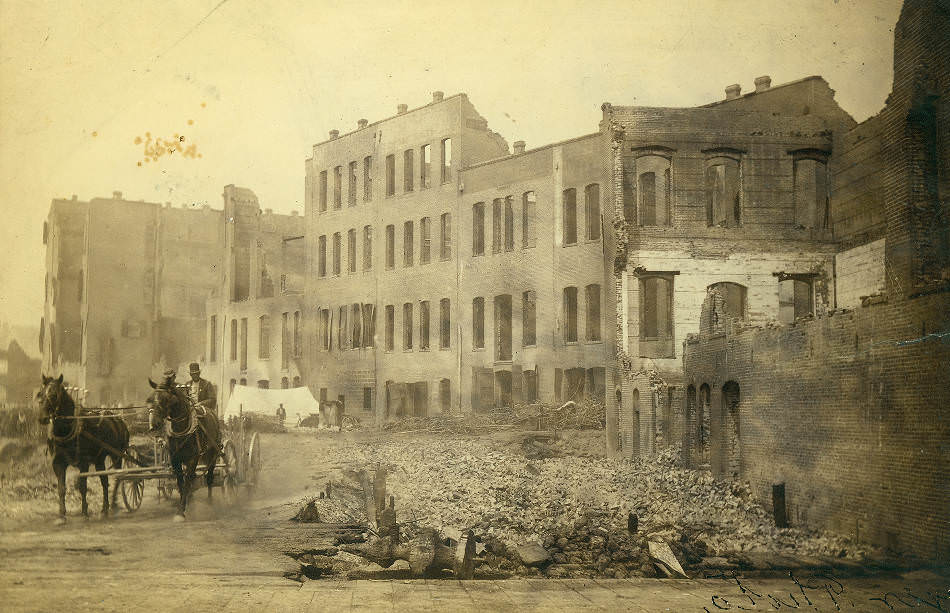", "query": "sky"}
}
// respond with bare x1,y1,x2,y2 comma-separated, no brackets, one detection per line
0,0,903,327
